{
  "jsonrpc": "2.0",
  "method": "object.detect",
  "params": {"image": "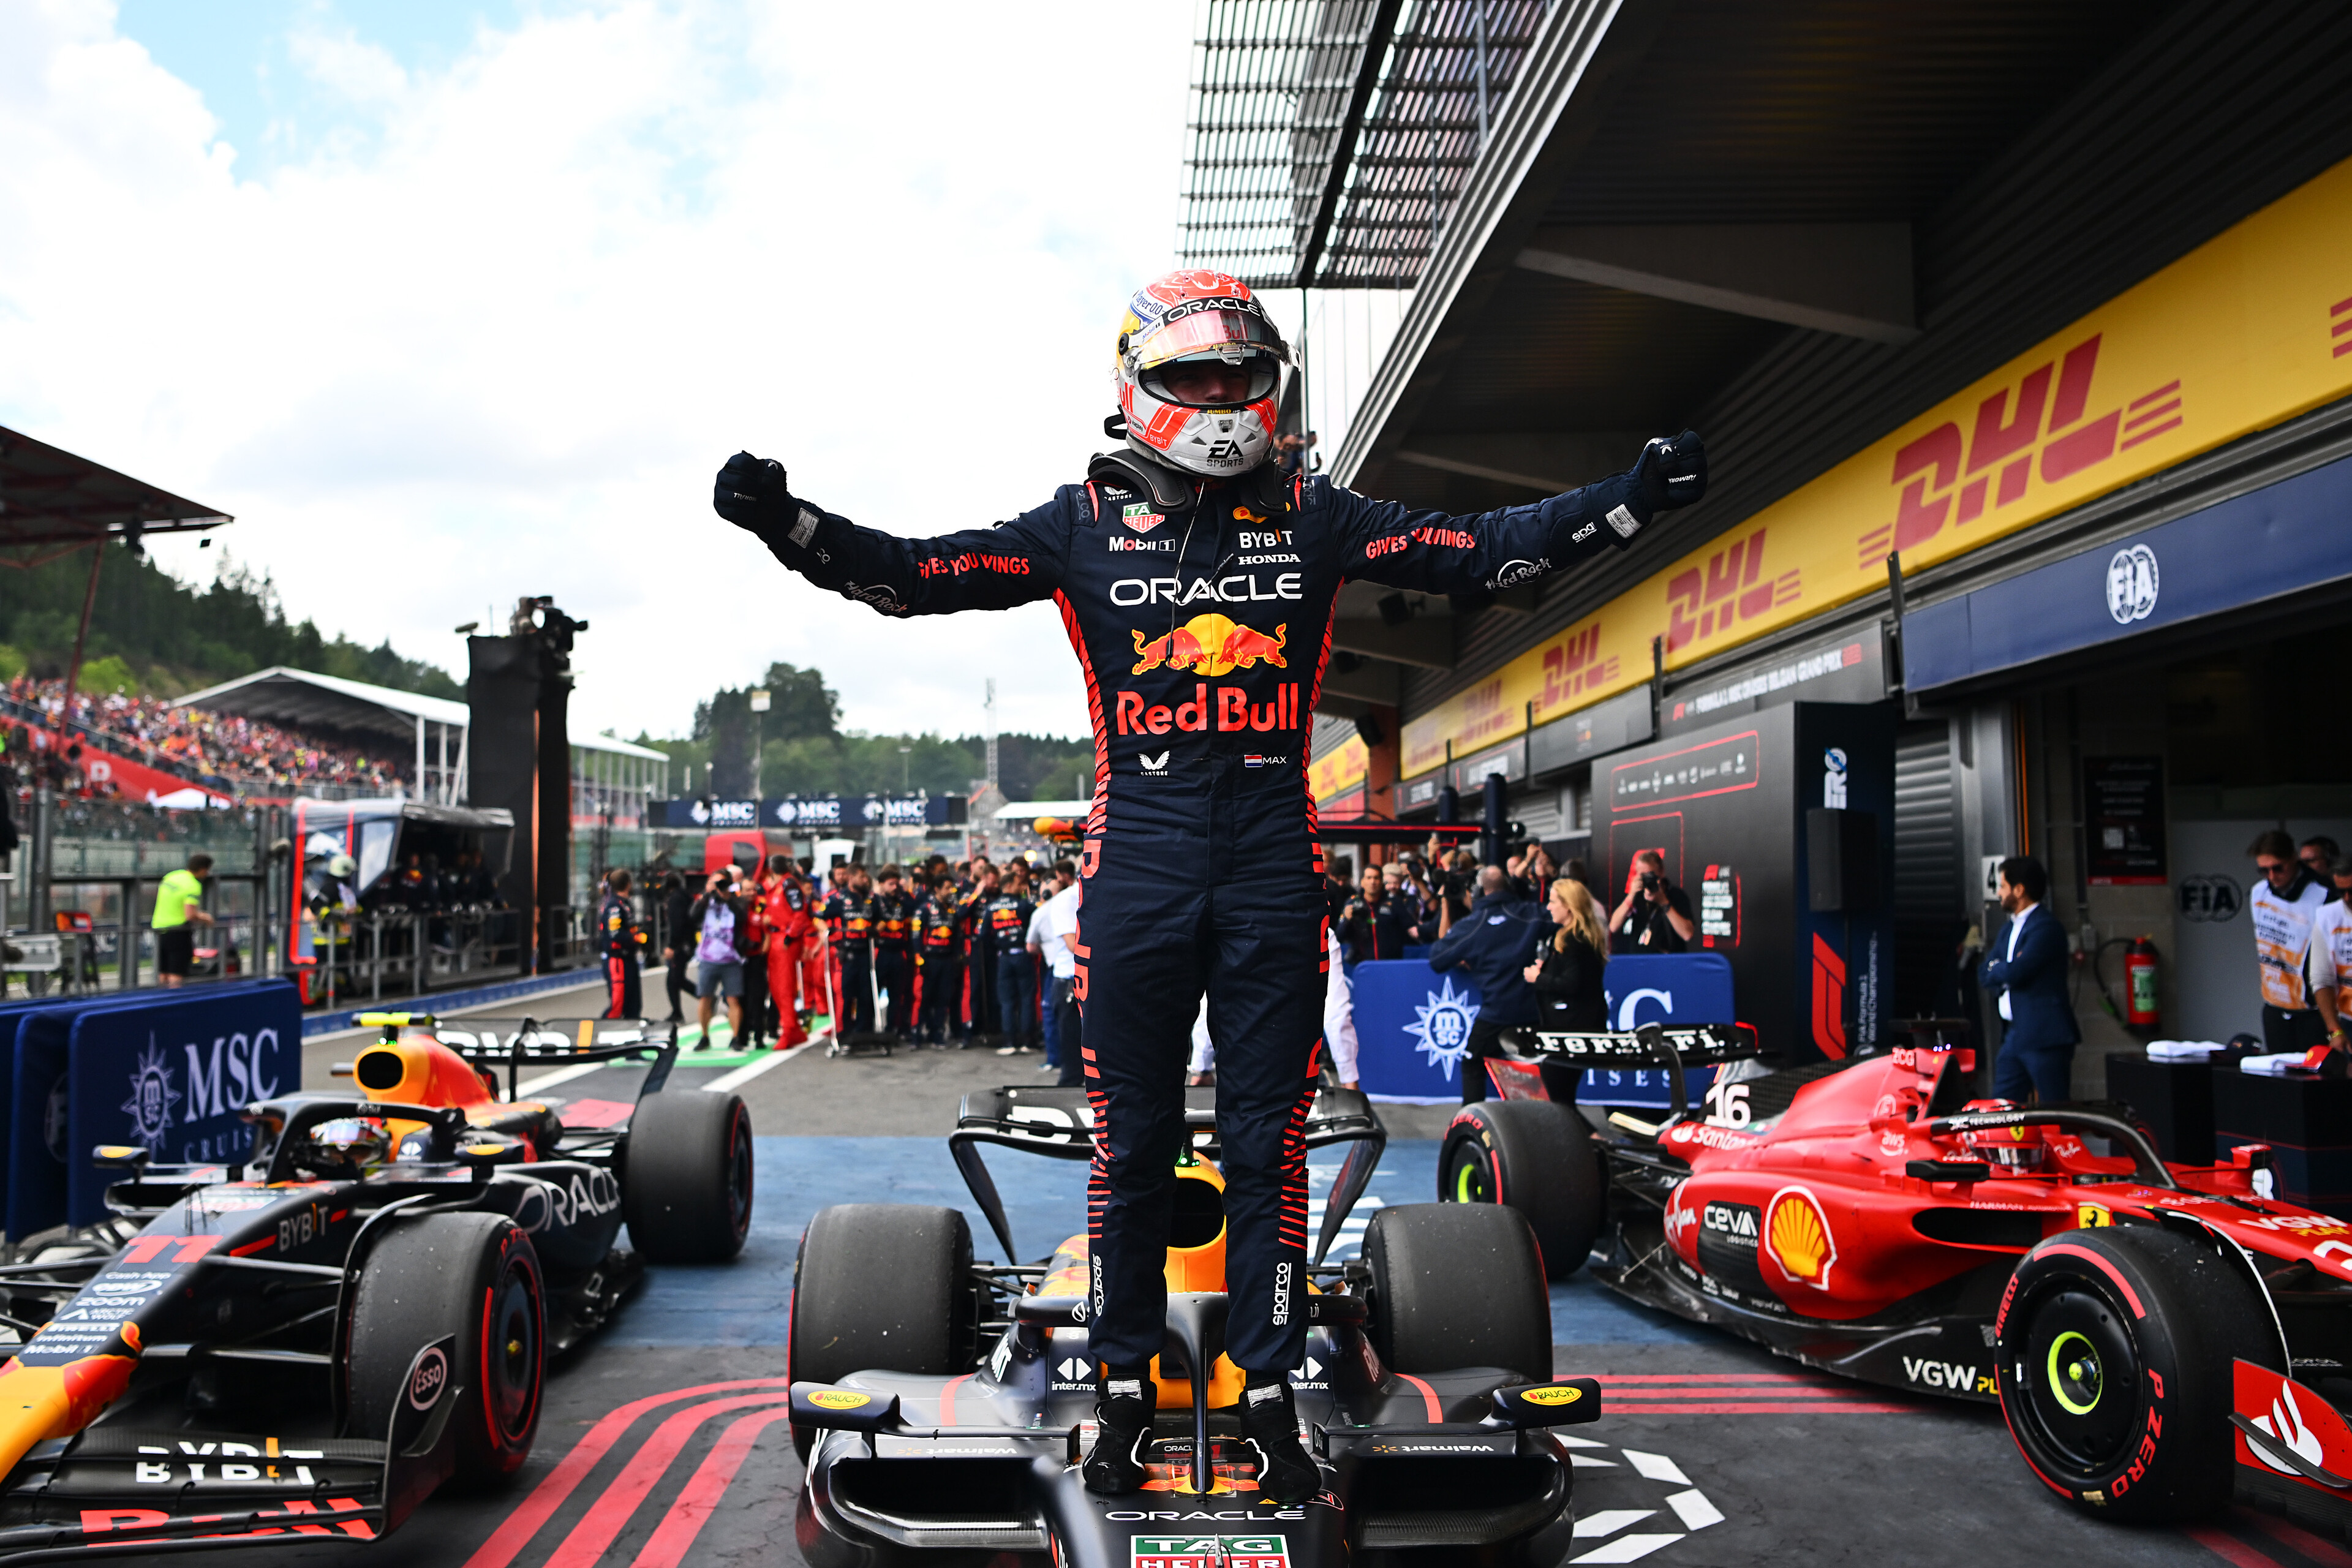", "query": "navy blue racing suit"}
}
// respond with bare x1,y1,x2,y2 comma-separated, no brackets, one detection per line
720,454,1664,1374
